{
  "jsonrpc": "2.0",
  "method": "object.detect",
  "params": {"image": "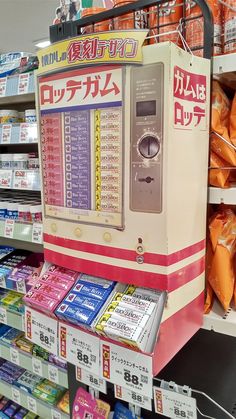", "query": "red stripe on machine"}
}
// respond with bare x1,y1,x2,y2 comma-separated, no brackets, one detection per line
44,247,205,292
44,234,205,267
